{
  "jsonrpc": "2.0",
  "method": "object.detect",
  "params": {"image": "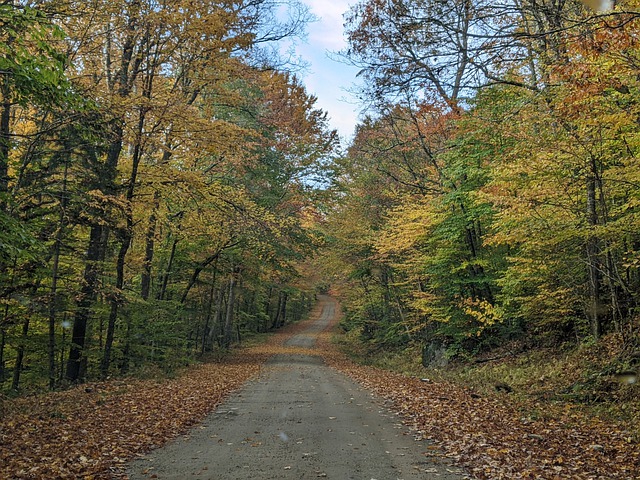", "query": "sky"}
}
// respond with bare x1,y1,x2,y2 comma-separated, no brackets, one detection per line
291,0,362,144
292,0,614,144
